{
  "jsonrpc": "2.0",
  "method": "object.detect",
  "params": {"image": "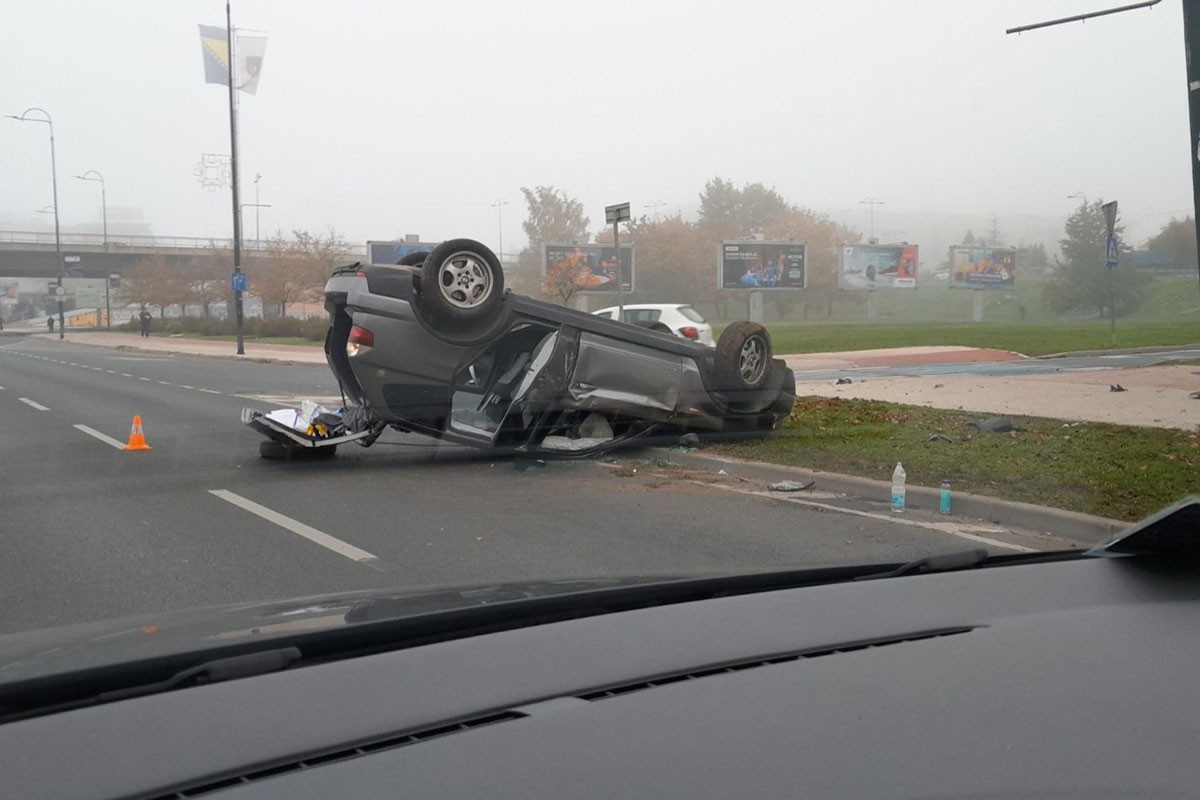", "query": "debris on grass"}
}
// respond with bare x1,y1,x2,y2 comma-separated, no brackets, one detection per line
966,416,1023,433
